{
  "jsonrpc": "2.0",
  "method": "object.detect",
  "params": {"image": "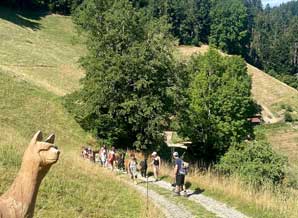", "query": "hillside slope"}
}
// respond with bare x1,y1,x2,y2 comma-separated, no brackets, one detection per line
0,6,85,95
0,7,163,218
